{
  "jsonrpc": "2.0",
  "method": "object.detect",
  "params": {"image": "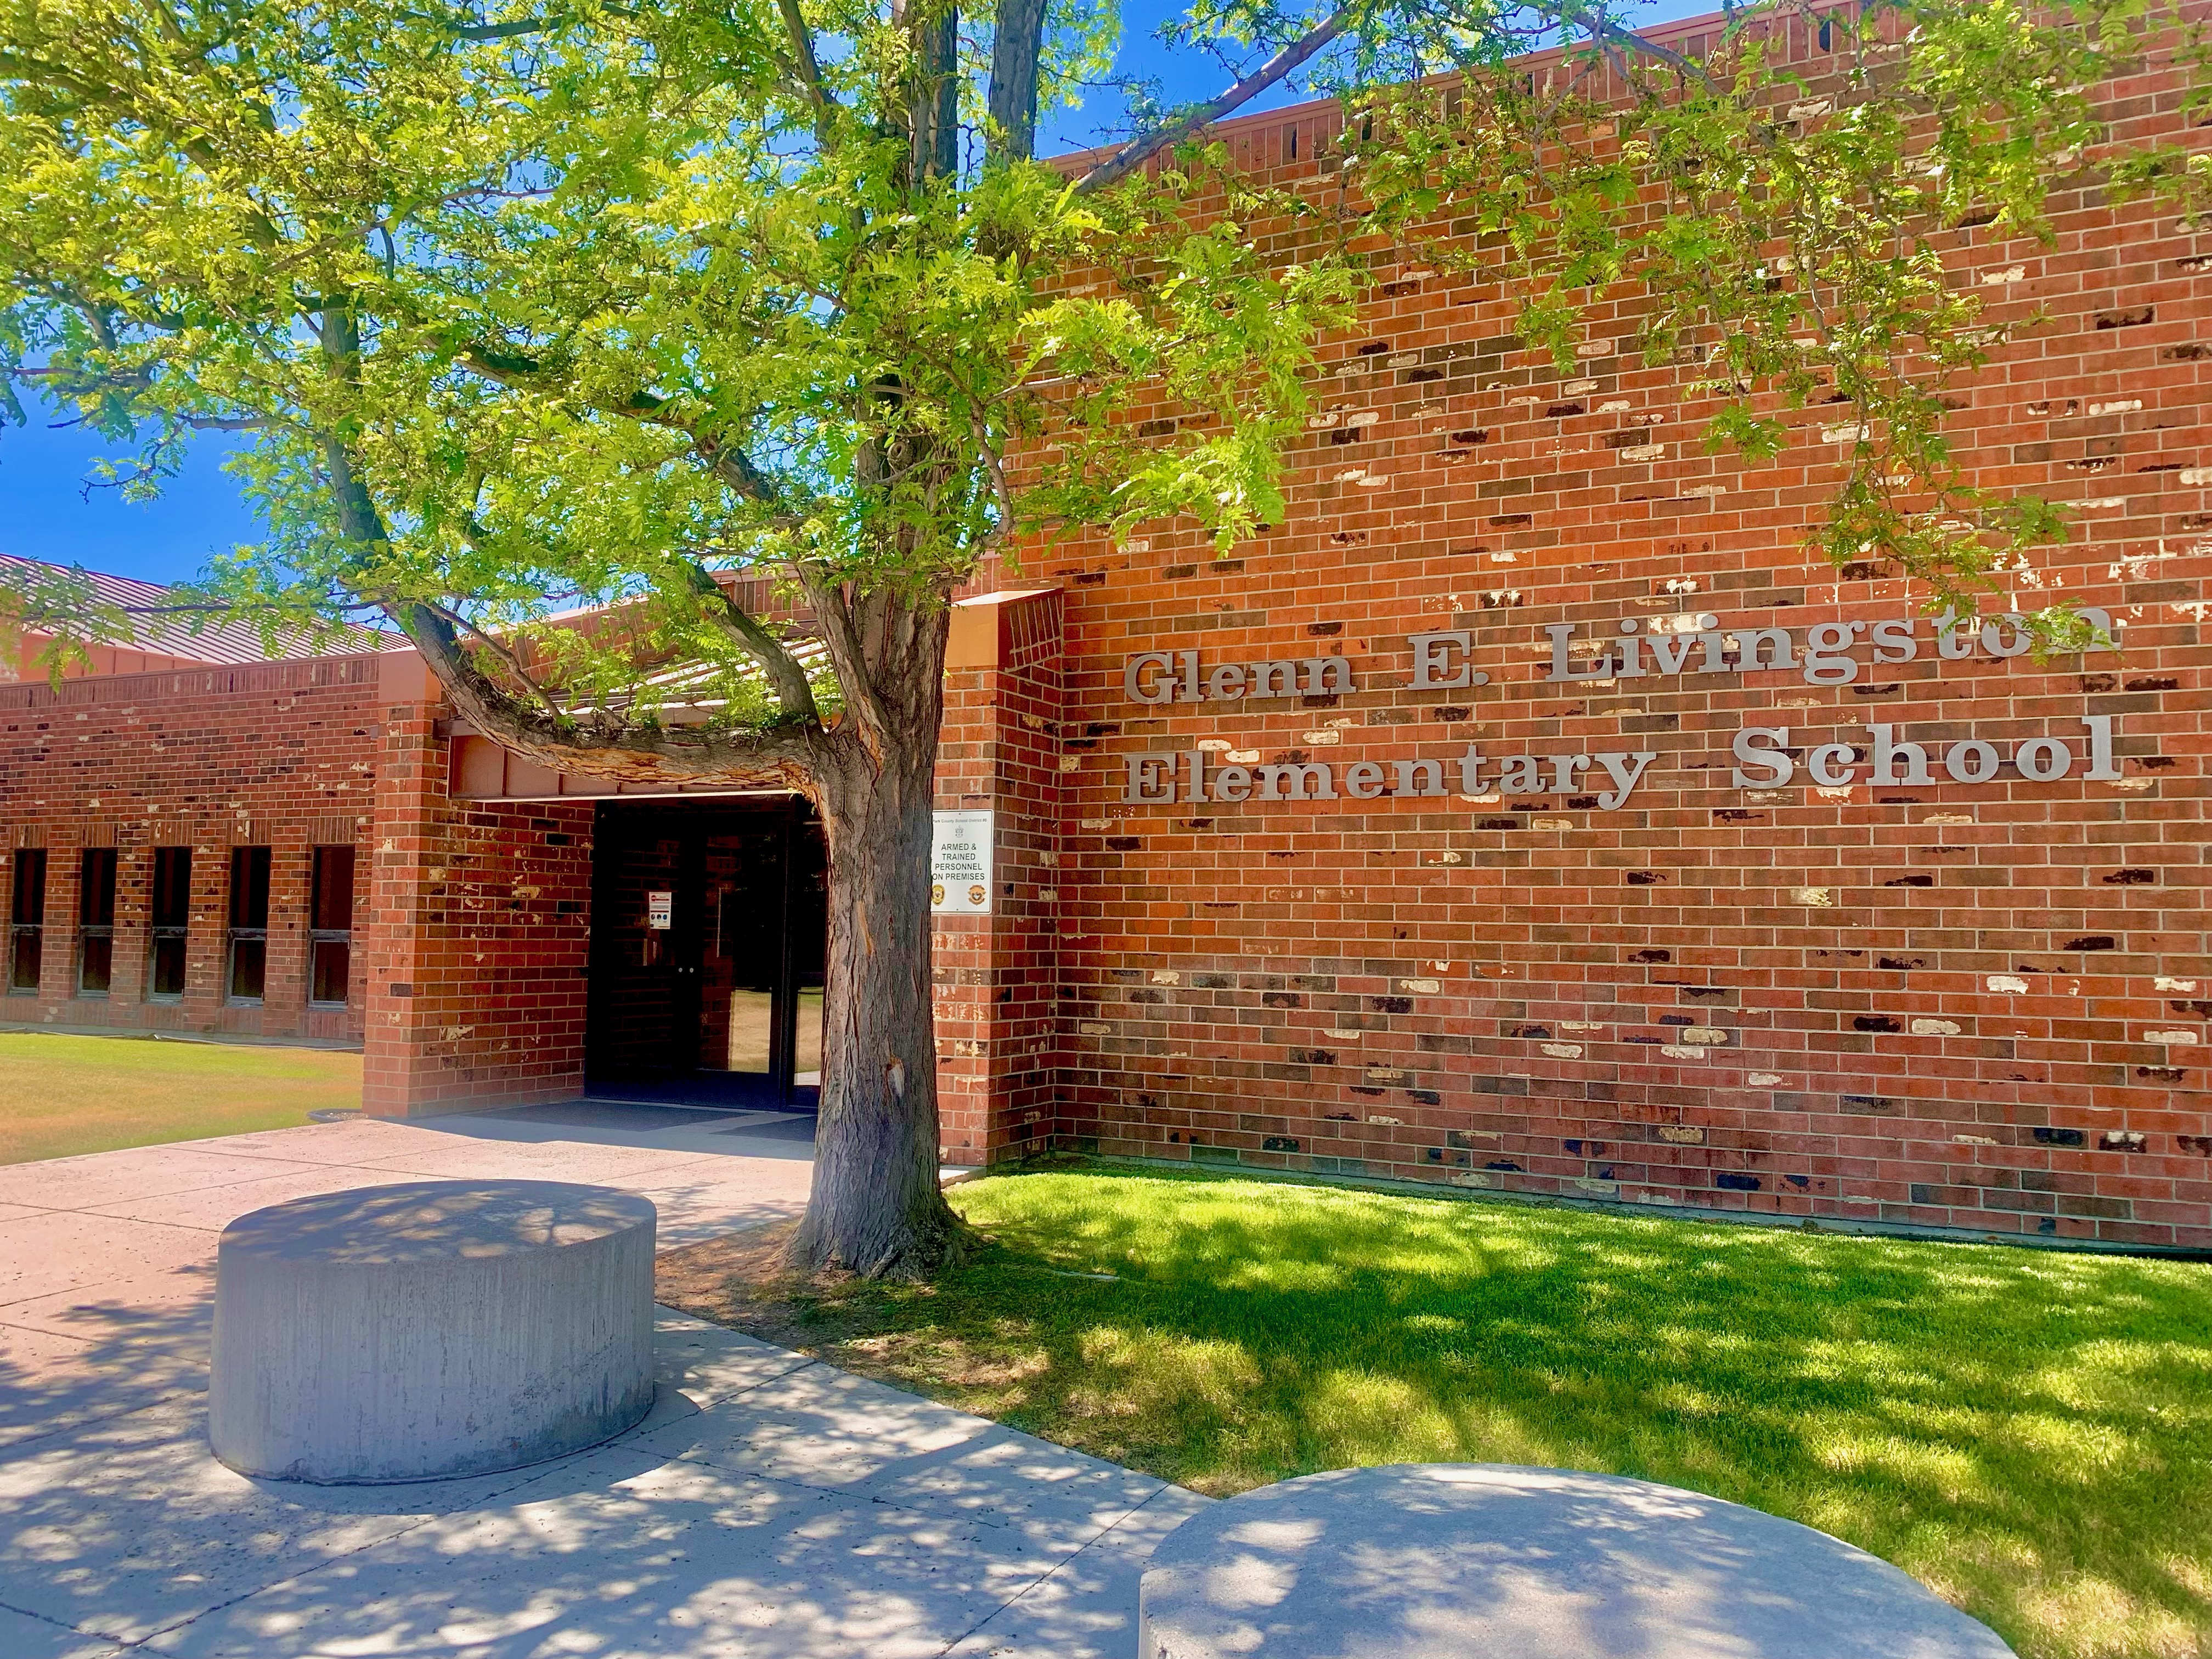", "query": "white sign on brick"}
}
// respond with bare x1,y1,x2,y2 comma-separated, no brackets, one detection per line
930,809,995,916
